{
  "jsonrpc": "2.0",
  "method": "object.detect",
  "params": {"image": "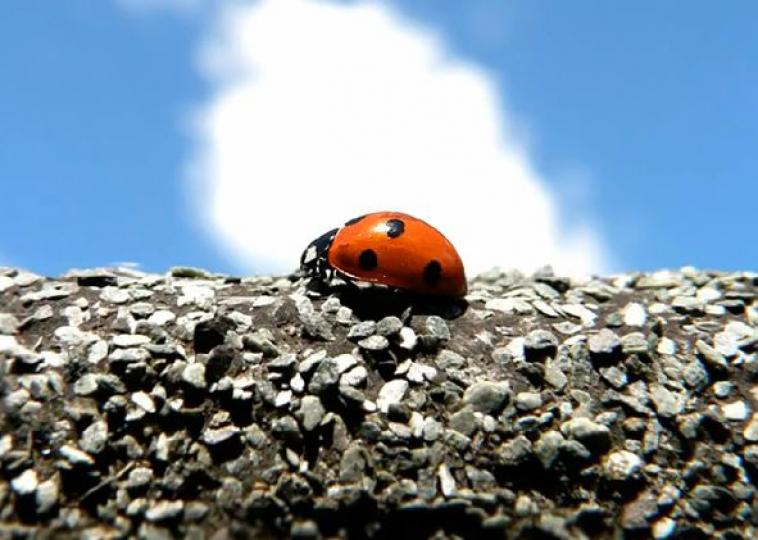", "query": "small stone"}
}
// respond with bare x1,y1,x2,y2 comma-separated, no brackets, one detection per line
131,391,156,413
307,358,340,395
87,340,109,364
621,332,649,354
743,413,758,441
600,366,628,389
80,420,109,454
533,430,564,469
515,392,542,411
0,313,19,335
603,450,643,481
722,400,749,421
59,445,95,467
623,303,647,327
463,381,511,414
272,416,303,447
588,329,622,360
202,426,241,447
712,381,733,398
656,337,676,356
35,479,59,514
652,517,676,539
377,380,409,413
397,327,418,350
561,417,611,453
561,303,597,326
682,360,709,391
544,360,568,391
335,306,354,325
74,374,99,396
184,501,210,522
127,467,154,490
100,287,130,304
269,353,297,372
347,321,376,340
438,464,456,497
448,409,477,436
333,353,358,374
406,362,437,384
112,334,151,348
339,444,368,483
649,384,684,418
148,310,176,326
524,330,558,360
178,284,215,308
358,335,389,351
486,298,533,315
182,363,207,390
425,316,450,341
436,349,465,369
145,500,184,523
294,296,334,340
499,436,533,467
376,316,403,336
11,469,39,496
297,396,325,432
695,339,729,374
275,390,292,407
0,276,14,292
340,365,368,387
620,492,658,531
671,295,704,314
